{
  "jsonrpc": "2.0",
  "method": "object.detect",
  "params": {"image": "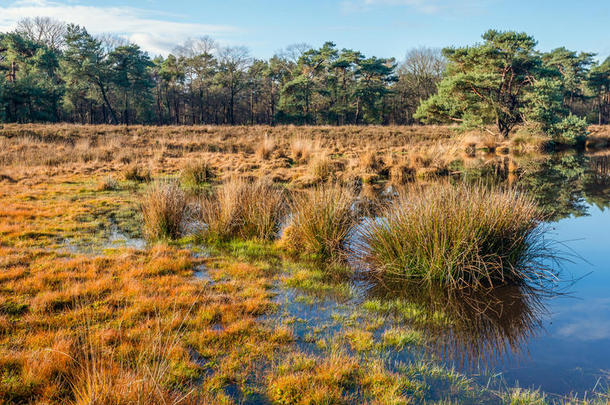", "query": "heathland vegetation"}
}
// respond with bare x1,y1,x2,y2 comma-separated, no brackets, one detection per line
2,15,610,405
2,123,610,403
1,18,609,136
